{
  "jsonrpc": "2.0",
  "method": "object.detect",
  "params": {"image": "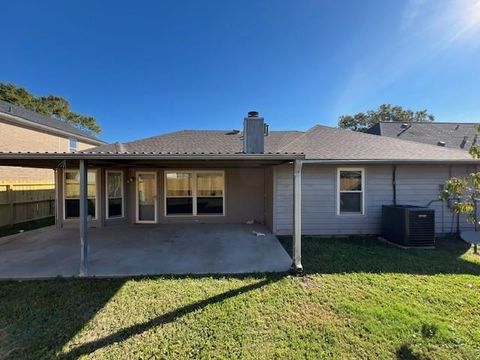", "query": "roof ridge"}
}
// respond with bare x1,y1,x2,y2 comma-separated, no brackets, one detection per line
172,129,303,133
276,124,321,152
378,121,479,125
